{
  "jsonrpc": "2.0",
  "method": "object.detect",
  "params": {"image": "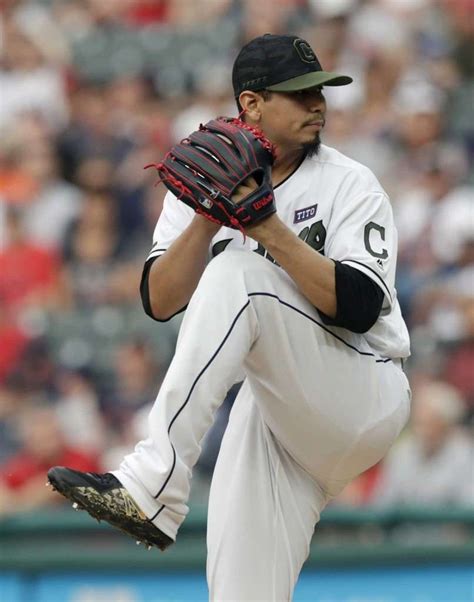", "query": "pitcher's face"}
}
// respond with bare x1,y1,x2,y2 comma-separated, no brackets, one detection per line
257,87,326,151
